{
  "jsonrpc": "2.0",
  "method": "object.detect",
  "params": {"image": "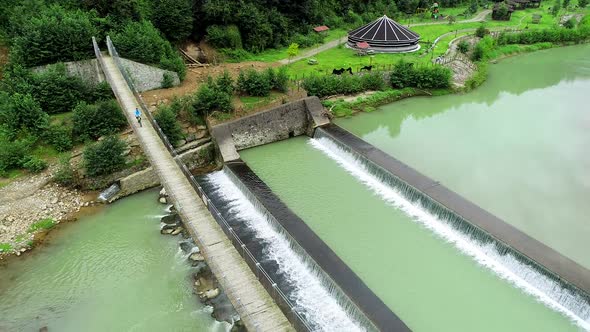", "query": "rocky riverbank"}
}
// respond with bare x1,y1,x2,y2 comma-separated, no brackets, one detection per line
158,188,246,332
0,168,100,258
